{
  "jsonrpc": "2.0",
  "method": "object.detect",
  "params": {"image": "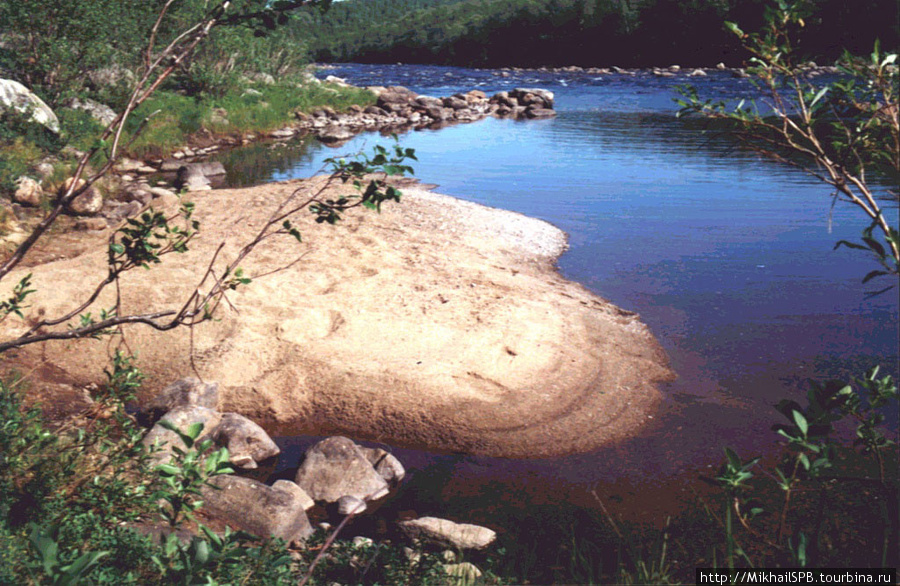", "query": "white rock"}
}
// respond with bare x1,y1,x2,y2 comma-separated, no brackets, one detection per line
0,79,59,132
